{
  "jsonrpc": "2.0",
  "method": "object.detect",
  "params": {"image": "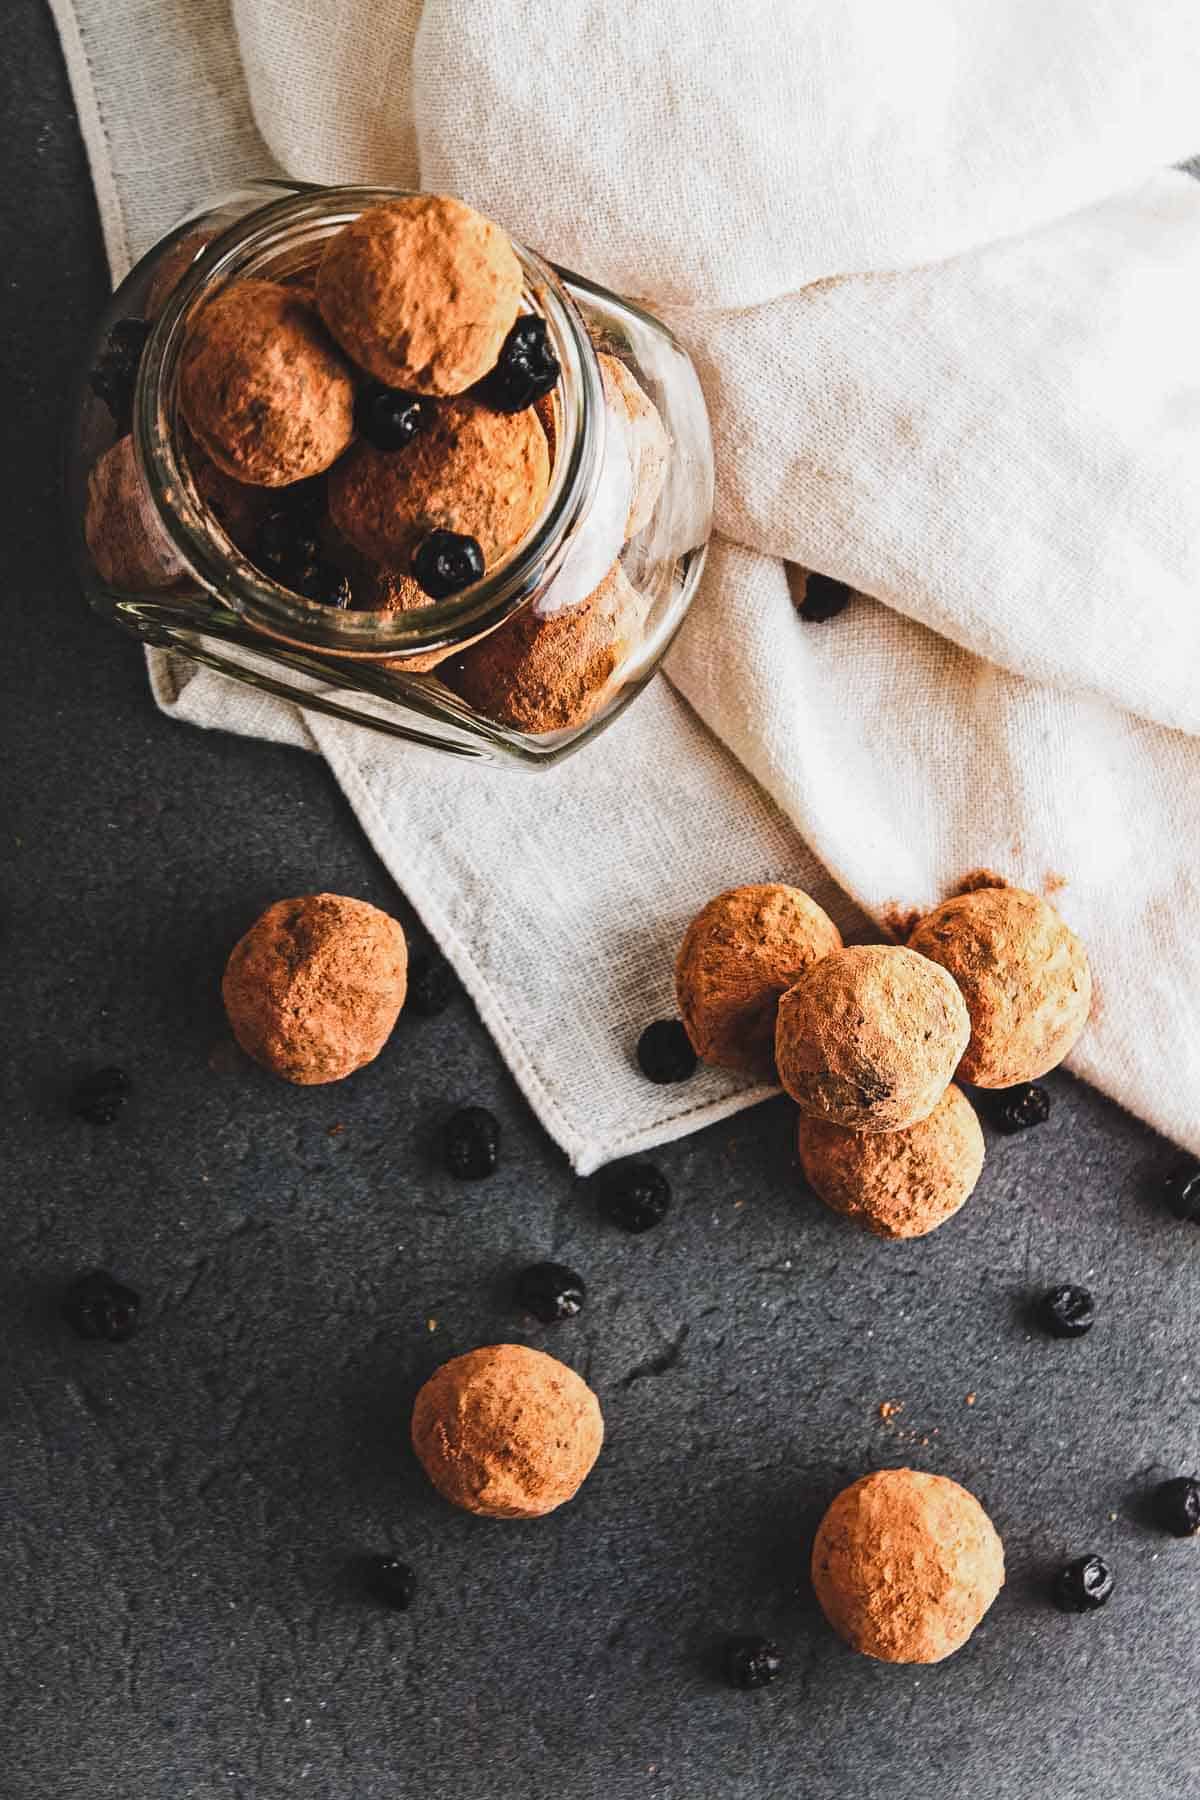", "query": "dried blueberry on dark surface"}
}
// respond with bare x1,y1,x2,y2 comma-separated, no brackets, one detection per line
407,949,458,1017
411,530,485,600
89,318,151,432
61,1270,140,1343
636,1019,698,1085
442,1106,500,1180
515,1262,586,1324
1053,1554,1113,1613
1163,1161,1200,1223
355,383,433,453
723,1636,783,1691
1037,1284,1095,1339
72,1065,131,1125
366,1556,418,1611
795,573,851,622
479,315,560,413
595,1162,671,1234
985,1083,1051,1134
1152,1476,1200,1538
